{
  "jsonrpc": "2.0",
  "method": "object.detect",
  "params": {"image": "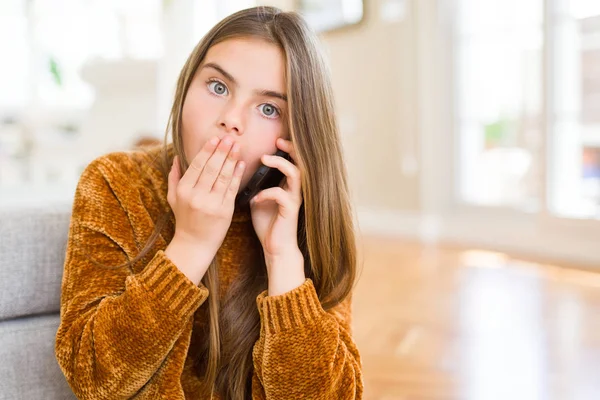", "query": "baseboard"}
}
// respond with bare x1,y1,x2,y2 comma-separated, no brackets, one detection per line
356,208,600,268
